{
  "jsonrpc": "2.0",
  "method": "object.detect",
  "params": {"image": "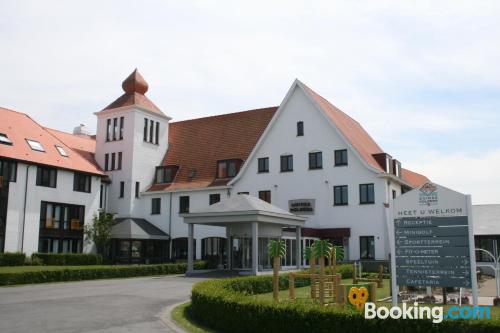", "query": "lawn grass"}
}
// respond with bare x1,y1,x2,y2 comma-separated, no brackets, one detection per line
171,302,217,333
252,278,391,302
